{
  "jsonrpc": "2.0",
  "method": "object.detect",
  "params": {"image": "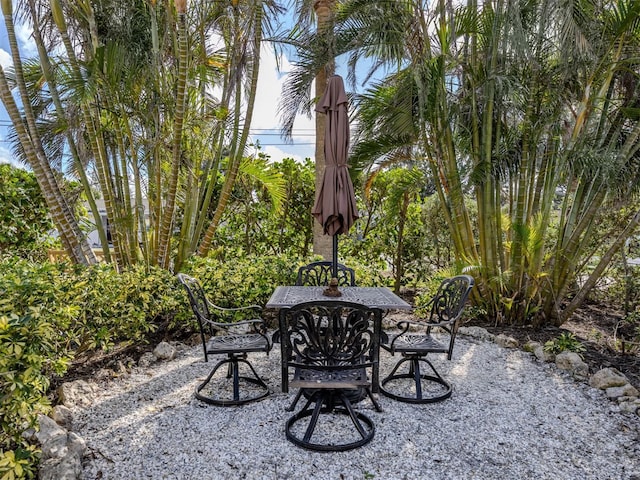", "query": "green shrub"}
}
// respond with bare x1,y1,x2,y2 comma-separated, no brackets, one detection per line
0,309,71,480
56,264,187,352
185,253,300,307
0,164,54,261
544,332,586,355
0,258,190,480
